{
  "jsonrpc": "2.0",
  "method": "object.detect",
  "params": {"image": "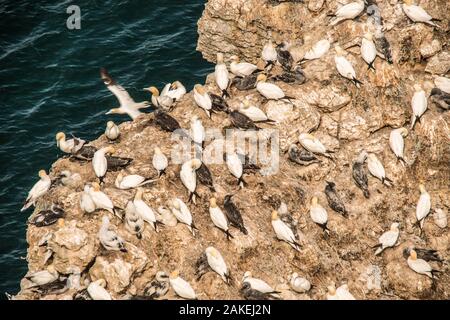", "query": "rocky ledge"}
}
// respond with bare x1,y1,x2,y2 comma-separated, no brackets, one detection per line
15,0,449,300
